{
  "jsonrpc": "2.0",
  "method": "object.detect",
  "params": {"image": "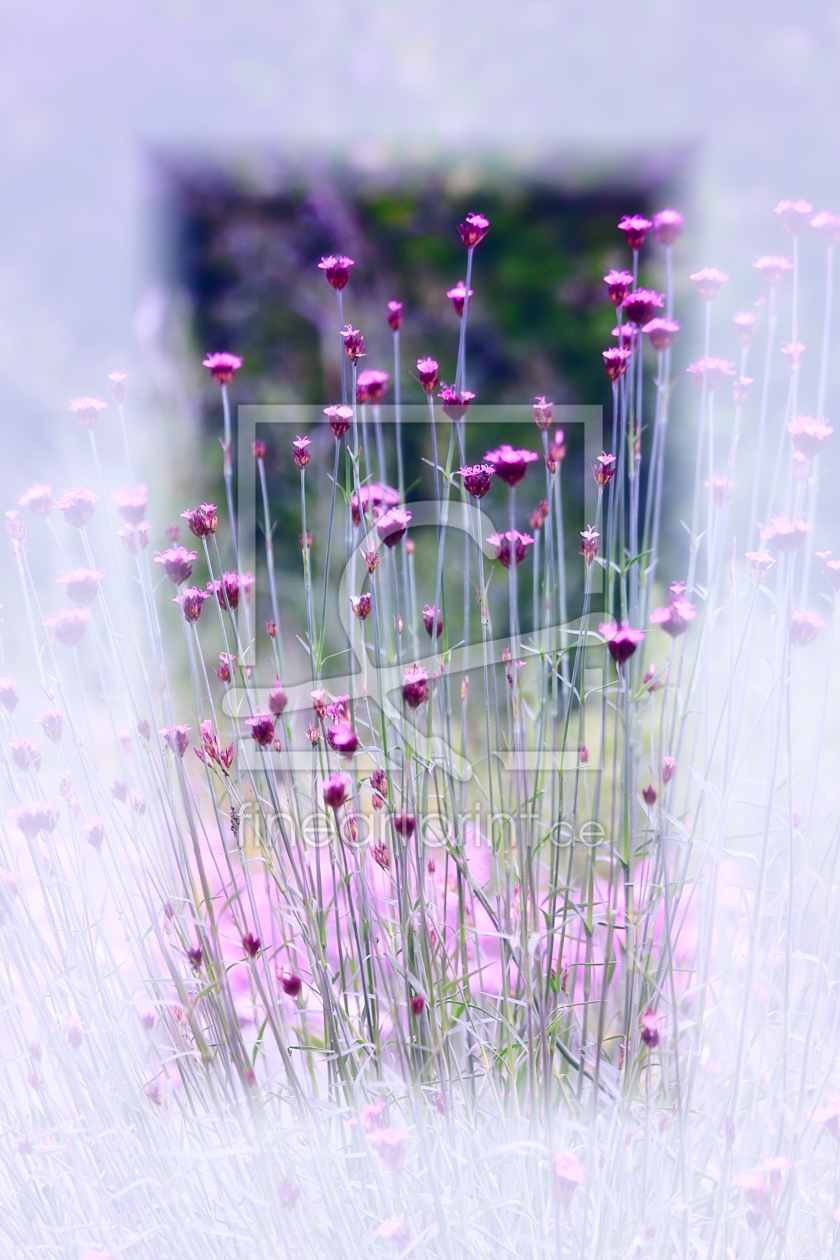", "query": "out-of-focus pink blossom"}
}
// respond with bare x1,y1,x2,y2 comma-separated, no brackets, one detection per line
69,396,106,429
446,281,473,317
599,622,645,665
652,208,684,246
484,445,539,487
690,267,729,301
781,341,805,371
623,288,664,326
58,567,104,606
154,547,196,586
790,609,825,646
774,198,814,235
603,269,634,306
704,475,735,508
733,310,756,345
746,549,775,582
643,318,680,351
554,1151,585,1207
44,608,91,646
686,358,736,391
56,488,98,529
387,300,403,331
18,484,53,517
202,352,242,384
603,347,631,380
368,1126,408,1173
457,212,490,248
753,255,793,287
377,508,411,549
760,514,811,552
356,369,389,404
811,210,840,245
618,215,652,250
733,376,754,404
787,414,832,458
402,665,429,710
111,486,148,524
816,551,840,594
